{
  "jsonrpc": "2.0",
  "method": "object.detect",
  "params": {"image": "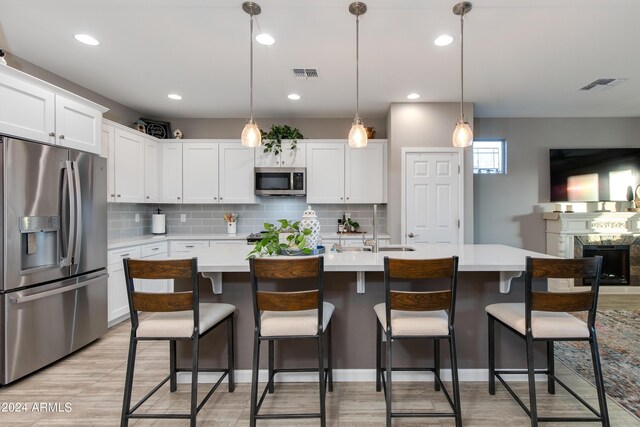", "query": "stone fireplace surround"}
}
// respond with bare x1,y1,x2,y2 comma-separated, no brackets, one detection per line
544,211,640,293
